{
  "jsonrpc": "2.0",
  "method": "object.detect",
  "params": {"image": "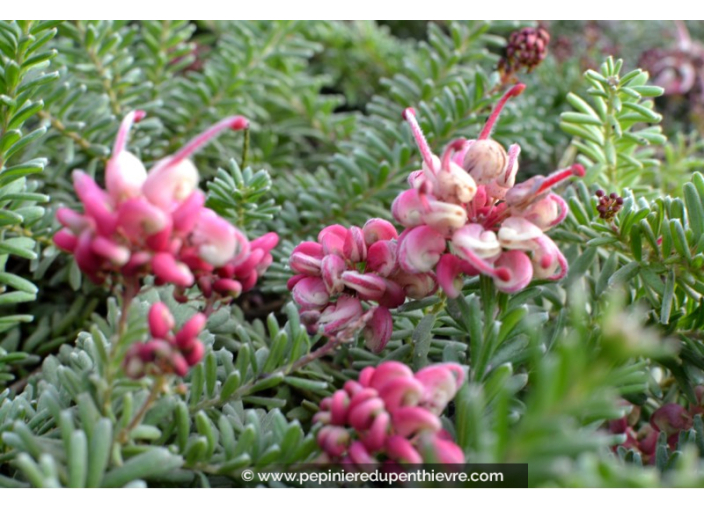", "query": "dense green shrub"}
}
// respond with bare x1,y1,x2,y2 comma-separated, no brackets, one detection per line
1,20,704,488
